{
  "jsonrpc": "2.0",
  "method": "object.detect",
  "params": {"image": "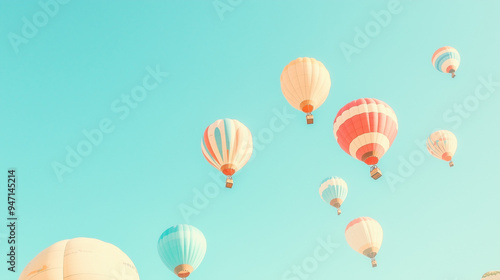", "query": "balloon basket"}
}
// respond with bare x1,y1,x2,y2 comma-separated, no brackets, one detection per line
371,258,377,267
449,161,454,167
225,177,233,188
306,114,314,124
370,166,382,180
337,209,341,215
